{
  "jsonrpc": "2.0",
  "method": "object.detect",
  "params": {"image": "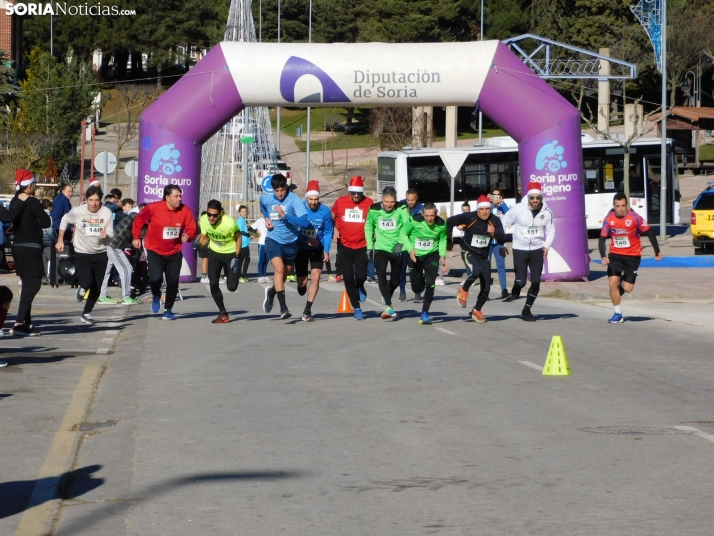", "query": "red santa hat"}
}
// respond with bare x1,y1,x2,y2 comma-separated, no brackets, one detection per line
89,178,101,188
305,180,320,198
476,195,491,209
526,181,542,196
15,169,35,190
347,176,364,193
